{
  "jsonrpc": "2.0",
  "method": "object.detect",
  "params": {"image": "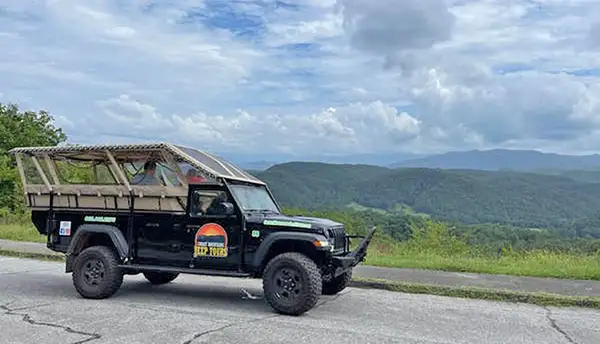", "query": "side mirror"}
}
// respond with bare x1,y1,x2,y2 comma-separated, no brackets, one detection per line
220,202,235,215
